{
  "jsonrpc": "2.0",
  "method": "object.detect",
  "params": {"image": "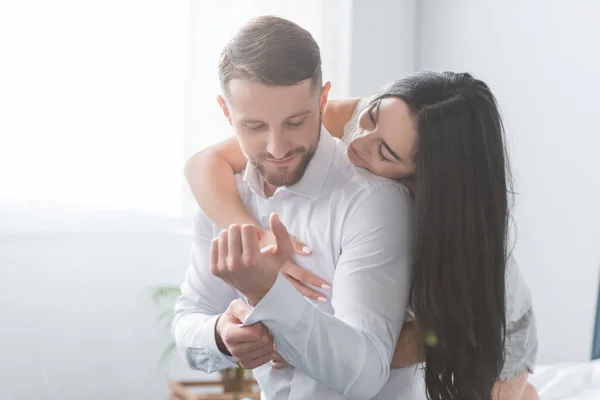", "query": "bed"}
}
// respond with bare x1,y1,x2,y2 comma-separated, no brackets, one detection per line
528,281,600,399
528,360,600,399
